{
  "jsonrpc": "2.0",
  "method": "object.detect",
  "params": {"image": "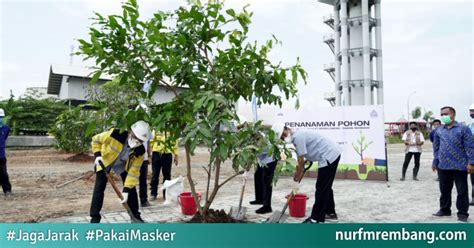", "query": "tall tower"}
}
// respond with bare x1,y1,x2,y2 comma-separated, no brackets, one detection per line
319,0,384,106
